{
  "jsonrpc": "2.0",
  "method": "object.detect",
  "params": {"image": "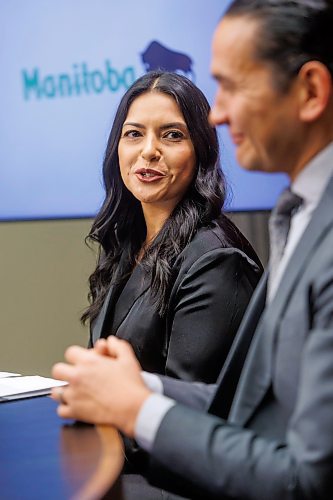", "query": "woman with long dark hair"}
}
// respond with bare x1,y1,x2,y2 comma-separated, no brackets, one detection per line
83,70,262,383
